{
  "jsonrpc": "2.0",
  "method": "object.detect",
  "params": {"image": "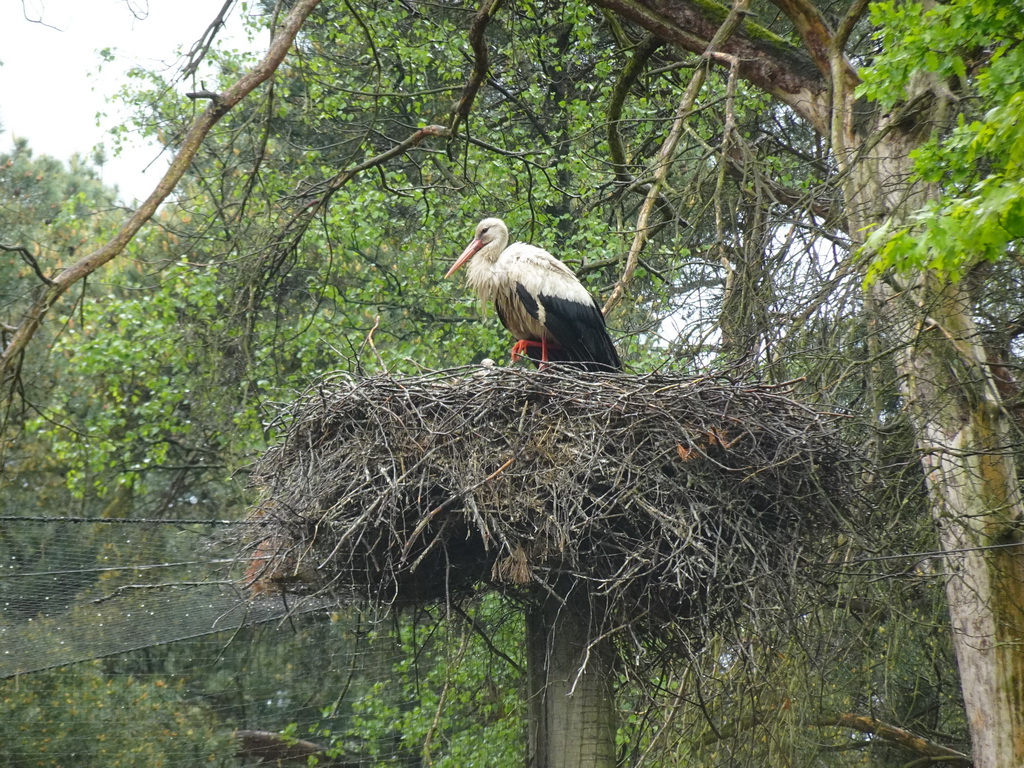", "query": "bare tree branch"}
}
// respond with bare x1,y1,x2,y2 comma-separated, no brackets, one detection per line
833,0,871,53
695,710,971,764
768,0,842,78
181,0,237,79
815,713,972,764
604,0,751,314
606,35,678,224
449,0,505,138
592,0,831,132
18,0,61,30
0,243,54,286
